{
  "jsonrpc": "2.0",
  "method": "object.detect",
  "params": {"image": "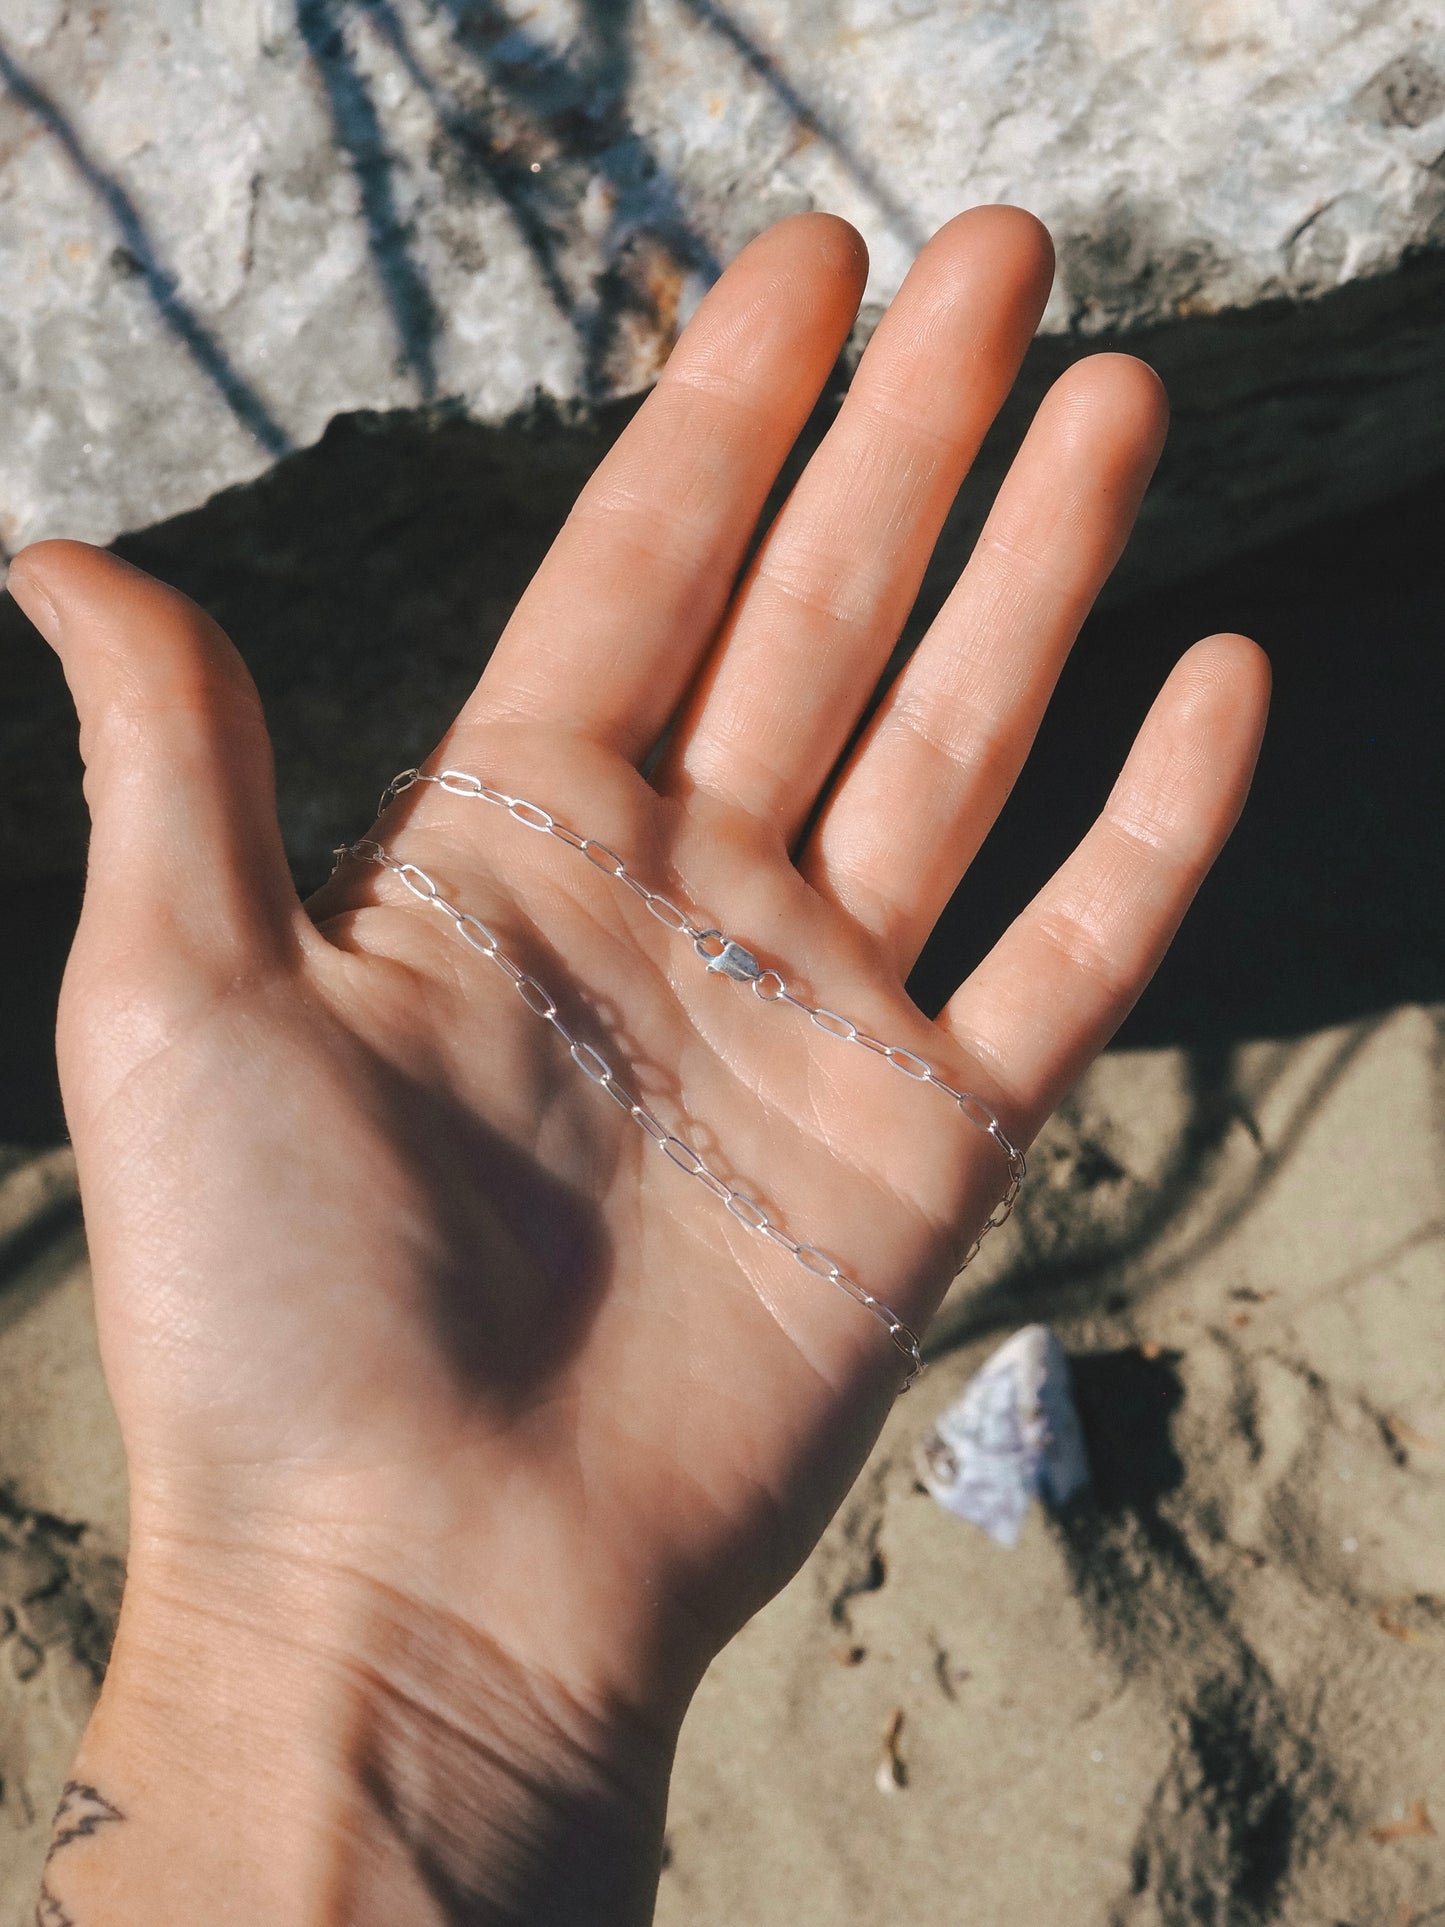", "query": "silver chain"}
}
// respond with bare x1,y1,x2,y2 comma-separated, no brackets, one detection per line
330,766,1029,1390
